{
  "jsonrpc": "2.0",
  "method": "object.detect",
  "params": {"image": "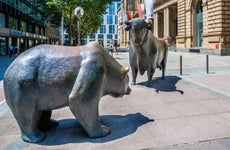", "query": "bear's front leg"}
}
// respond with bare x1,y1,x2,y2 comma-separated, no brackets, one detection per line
68,62,110,138
69,95,110,138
